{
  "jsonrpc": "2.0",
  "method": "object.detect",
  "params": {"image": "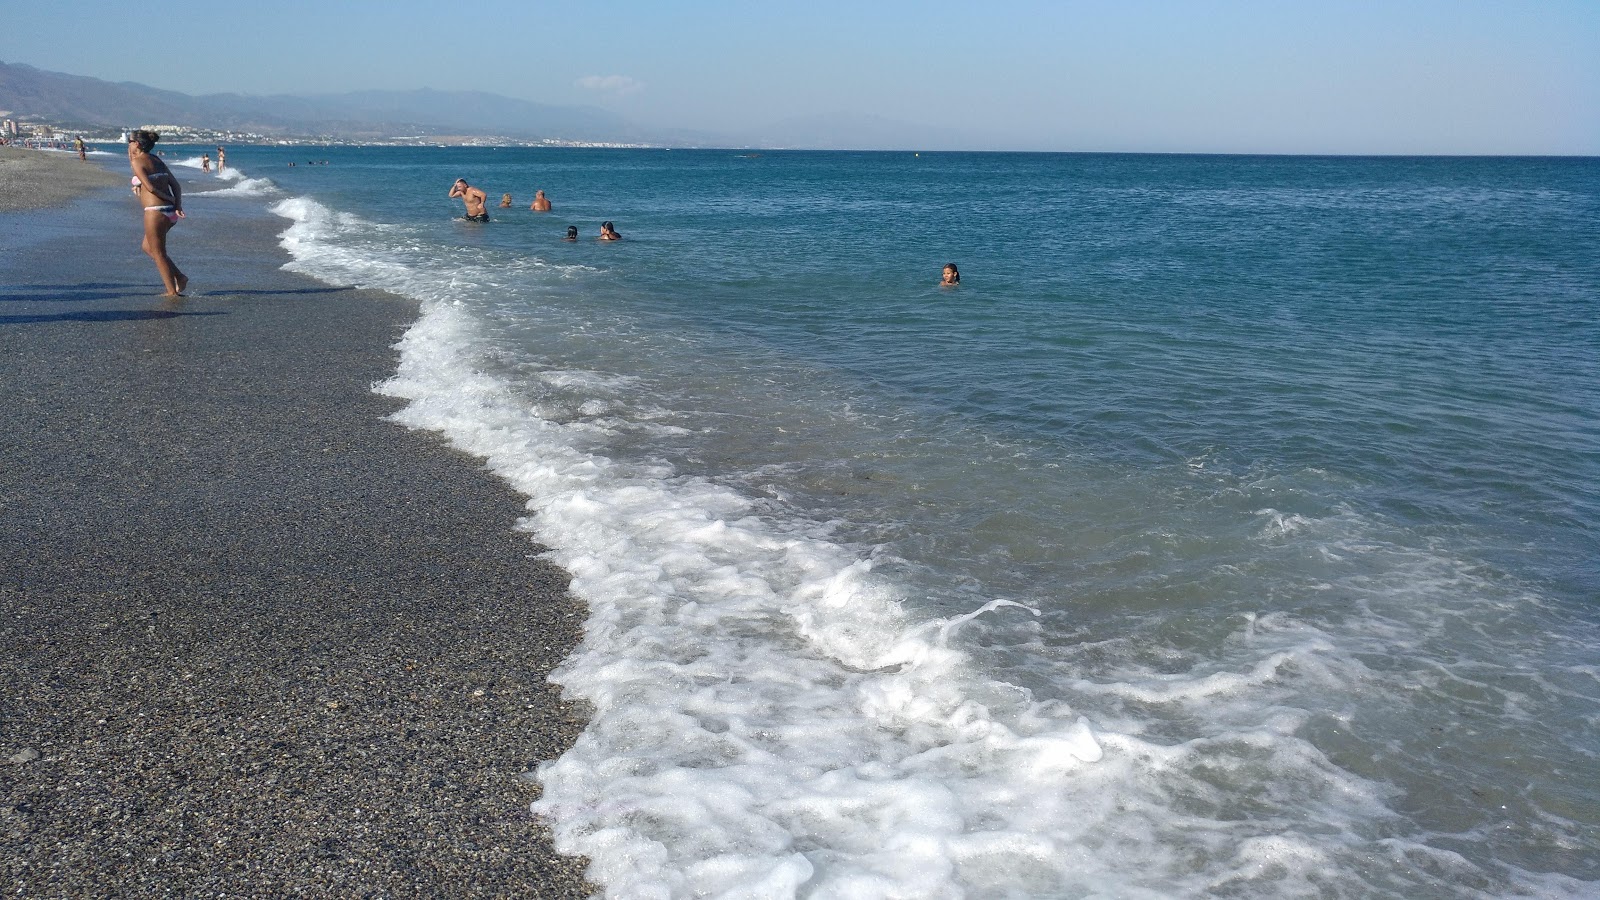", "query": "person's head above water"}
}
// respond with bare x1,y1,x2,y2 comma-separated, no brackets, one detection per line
566,225,579,239
941,262,960,285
